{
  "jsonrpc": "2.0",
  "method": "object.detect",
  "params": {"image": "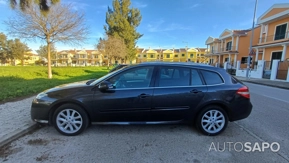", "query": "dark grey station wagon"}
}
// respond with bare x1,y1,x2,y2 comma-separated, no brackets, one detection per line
31,62,252,136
